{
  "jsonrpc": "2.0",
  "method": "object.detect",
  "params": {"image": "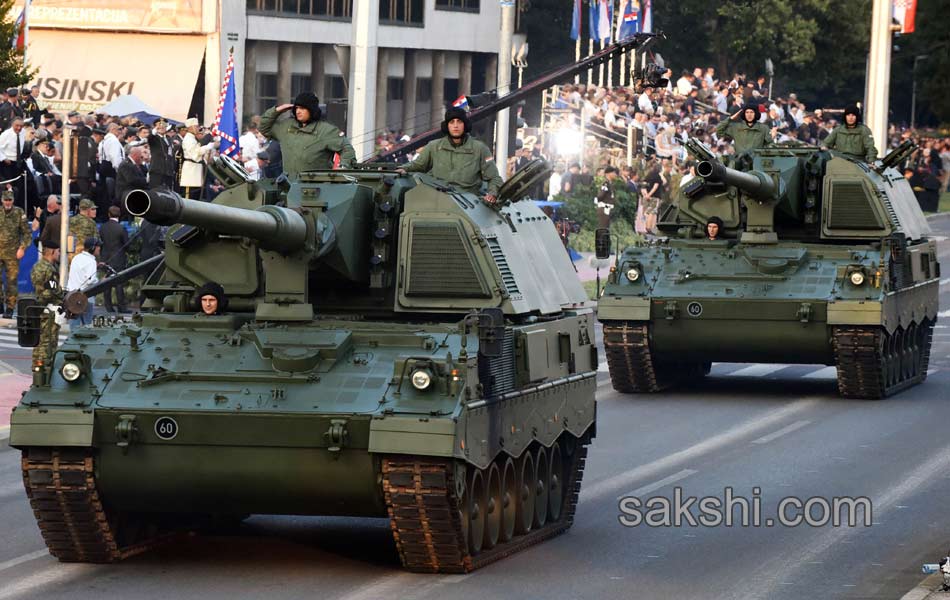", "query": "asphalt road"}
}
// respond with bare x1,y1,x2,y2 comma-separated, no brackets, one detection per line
0,216,947,600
